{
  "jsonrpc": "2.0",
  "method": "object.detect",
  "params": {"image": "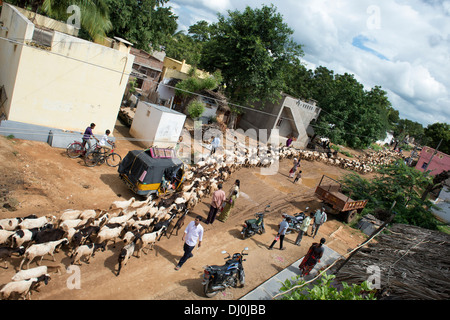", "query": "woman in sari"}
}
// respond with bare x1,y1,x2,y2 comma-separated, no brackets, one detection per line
217,190,238,222
298,238,326,276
